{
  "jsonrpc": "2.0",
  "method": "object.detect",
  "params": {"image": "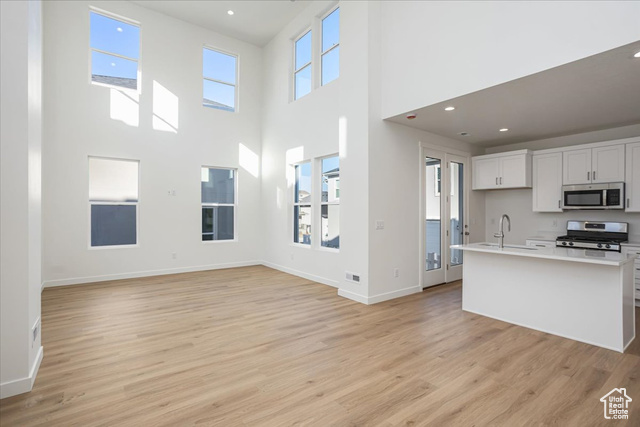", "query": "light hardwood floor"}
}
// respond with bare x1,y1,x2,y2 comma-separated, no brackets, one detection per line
1,265,640,426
